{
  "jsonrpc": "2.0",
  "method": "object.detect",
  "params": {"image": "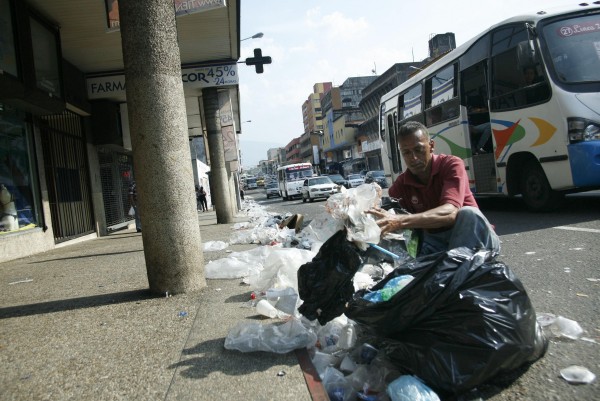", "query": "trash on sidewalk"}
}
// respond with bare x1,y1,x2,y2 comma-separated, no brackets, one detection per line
560,365,596,384
548,315,584,340
202,240,229,251
222,194,547,399
387,375,440,401
224,317,317,354
8,278,33,285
